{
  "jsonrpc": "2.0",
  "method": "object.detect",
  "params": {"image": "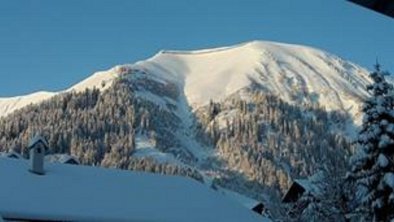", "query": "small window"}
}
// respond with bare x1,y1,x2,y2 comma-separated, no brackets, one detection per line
37,148,42,154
